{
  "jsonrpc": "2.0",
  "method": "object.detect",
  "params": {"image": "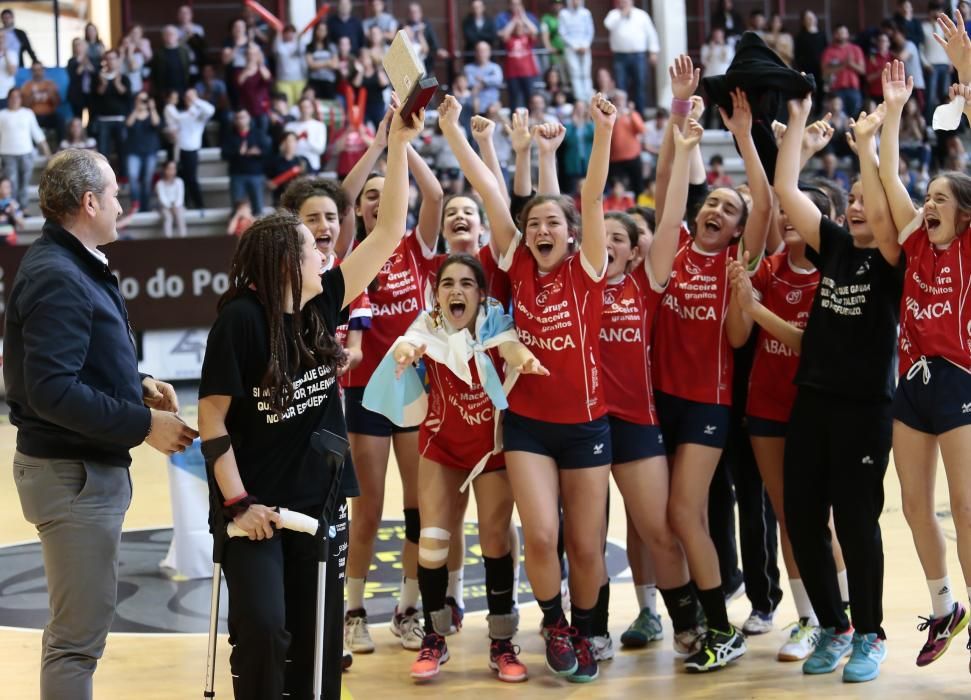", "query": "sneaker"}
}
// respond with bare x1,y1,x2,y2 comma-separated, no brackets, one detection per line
342,647,353,671
802,627,853,674
673,625,707,655
916,602,970,667
410,632,449,681
543,621,578,676
620,608,664,648
568,635,599,683
742,609,774,636
445,596,465,635
778,618,819,662
843,632,887,683
344,609,375,653
590,634,614,661
489,638,528,682
684,626,747,672
392,606,425,650
724,580,746,605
